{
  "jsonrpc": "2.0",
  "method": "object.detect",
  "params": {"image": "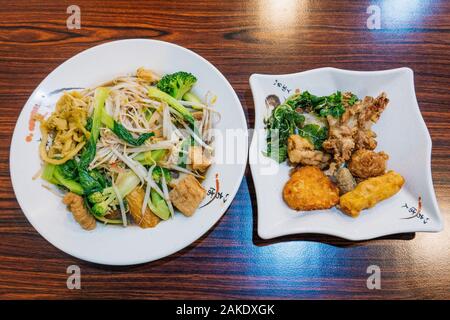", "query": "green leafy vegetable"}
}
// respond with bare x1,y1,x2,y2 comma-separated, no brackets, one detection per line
284,90,356,118
134,149,167,166
147,86,195,126
182,92,203,110
87,170,140,216
42,163,84,195
78,170,103,194
152,166,172,184
73,87,111,197
315,91,345,118
85,117,93,132
265,103,305,162
41,163,58,185
298,124,329,150
285,91,322,110
157,71,197,100
348,94,359,106
53,165,84,195
88,169,109,189
58,159,78,180
149,189,170,220
101,111,154,146
78,87,110,169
